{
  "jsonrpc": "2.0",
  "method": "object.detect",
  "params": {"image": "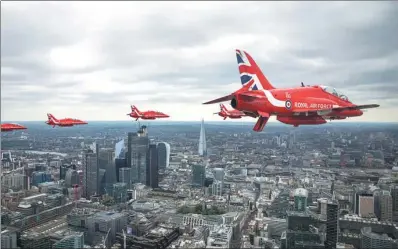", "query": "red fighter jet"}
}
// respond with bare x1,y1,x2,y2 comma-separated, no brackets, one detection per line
127,105,170,121
1,123,27,132
203,49,380,132
214,103,247,120
45,113,88,127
